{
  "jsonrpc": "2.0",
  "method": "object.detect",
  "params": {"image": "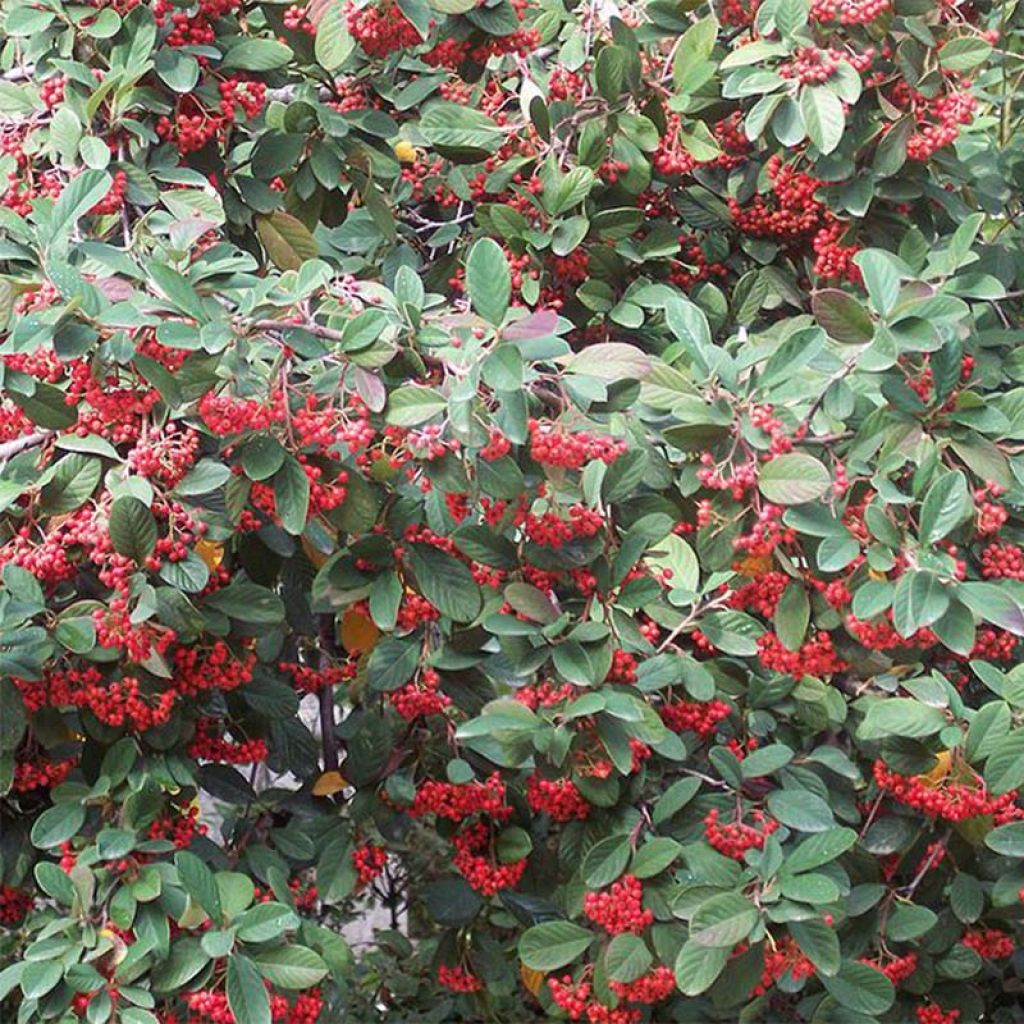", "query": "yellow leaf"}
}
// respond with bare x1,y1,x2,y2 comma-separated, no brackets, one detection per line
98,928,128,967
195,538,224,570
393,140,417,164
256,211,319,272
737,554,773,577
313,770,347,796
520,963,545,997
340,607,381,655
868,568,888,582
301,536,330,569
917,749,952,789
